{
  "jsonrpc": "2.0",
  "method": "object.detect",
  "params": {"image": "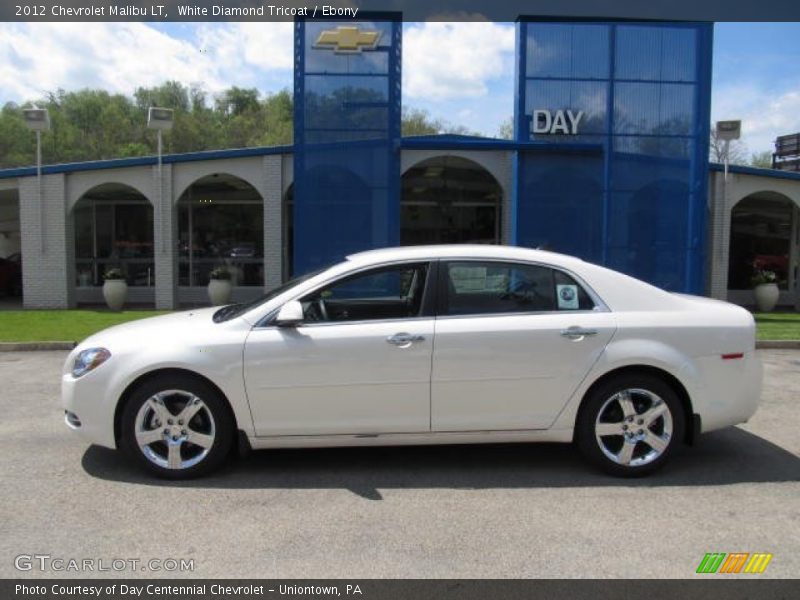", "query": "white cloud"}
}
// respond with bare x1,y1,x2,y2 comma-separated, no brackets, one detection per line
712,83,800,155
0,21,515,134
0,22,293,104
403,22,515,101
196,22,294,79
